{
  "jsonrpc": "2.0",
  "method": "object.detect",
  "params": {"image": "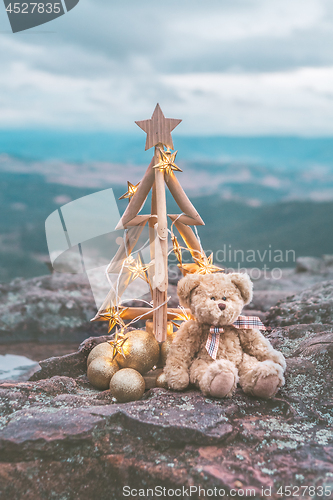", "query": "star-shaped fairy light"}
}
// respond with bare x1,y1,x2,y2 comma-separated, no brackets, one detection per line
99,305,128,333
171,233,183,267
171,305,194,329
135,103,182,150
153,147,182,176
119,181,140,201
108,328,128,360
125,254,151,283
179,252,223,276
194,252,223,275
